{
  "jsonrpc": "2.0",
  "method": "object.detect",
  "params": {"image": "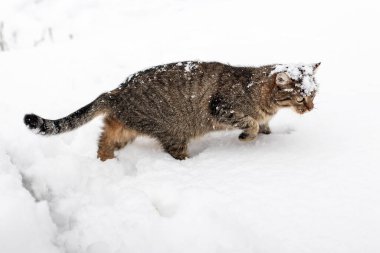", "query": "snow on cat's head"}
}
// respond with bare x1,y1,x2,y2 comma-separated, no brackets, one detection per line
270,63,320,97
270,63,321,114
